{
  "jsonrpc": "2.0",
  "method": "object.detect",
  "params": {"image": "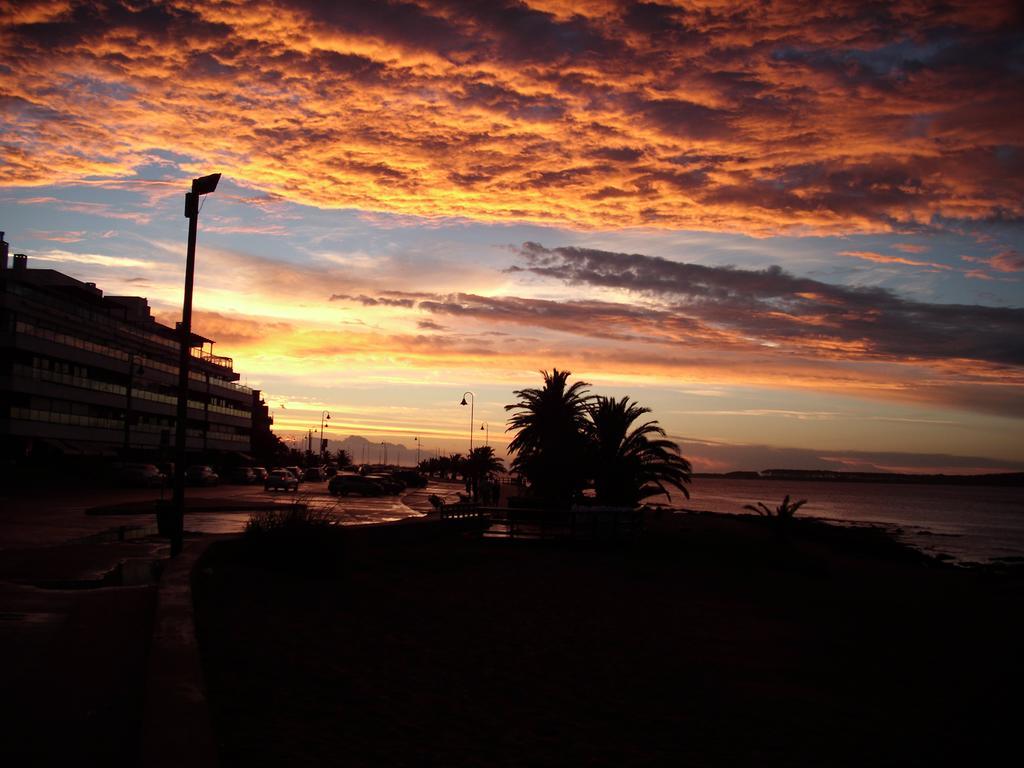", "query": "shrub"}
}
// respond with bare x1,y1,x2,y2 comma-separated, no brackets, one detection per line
744,495,807,532
243,497,343,575
245,499,336,536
